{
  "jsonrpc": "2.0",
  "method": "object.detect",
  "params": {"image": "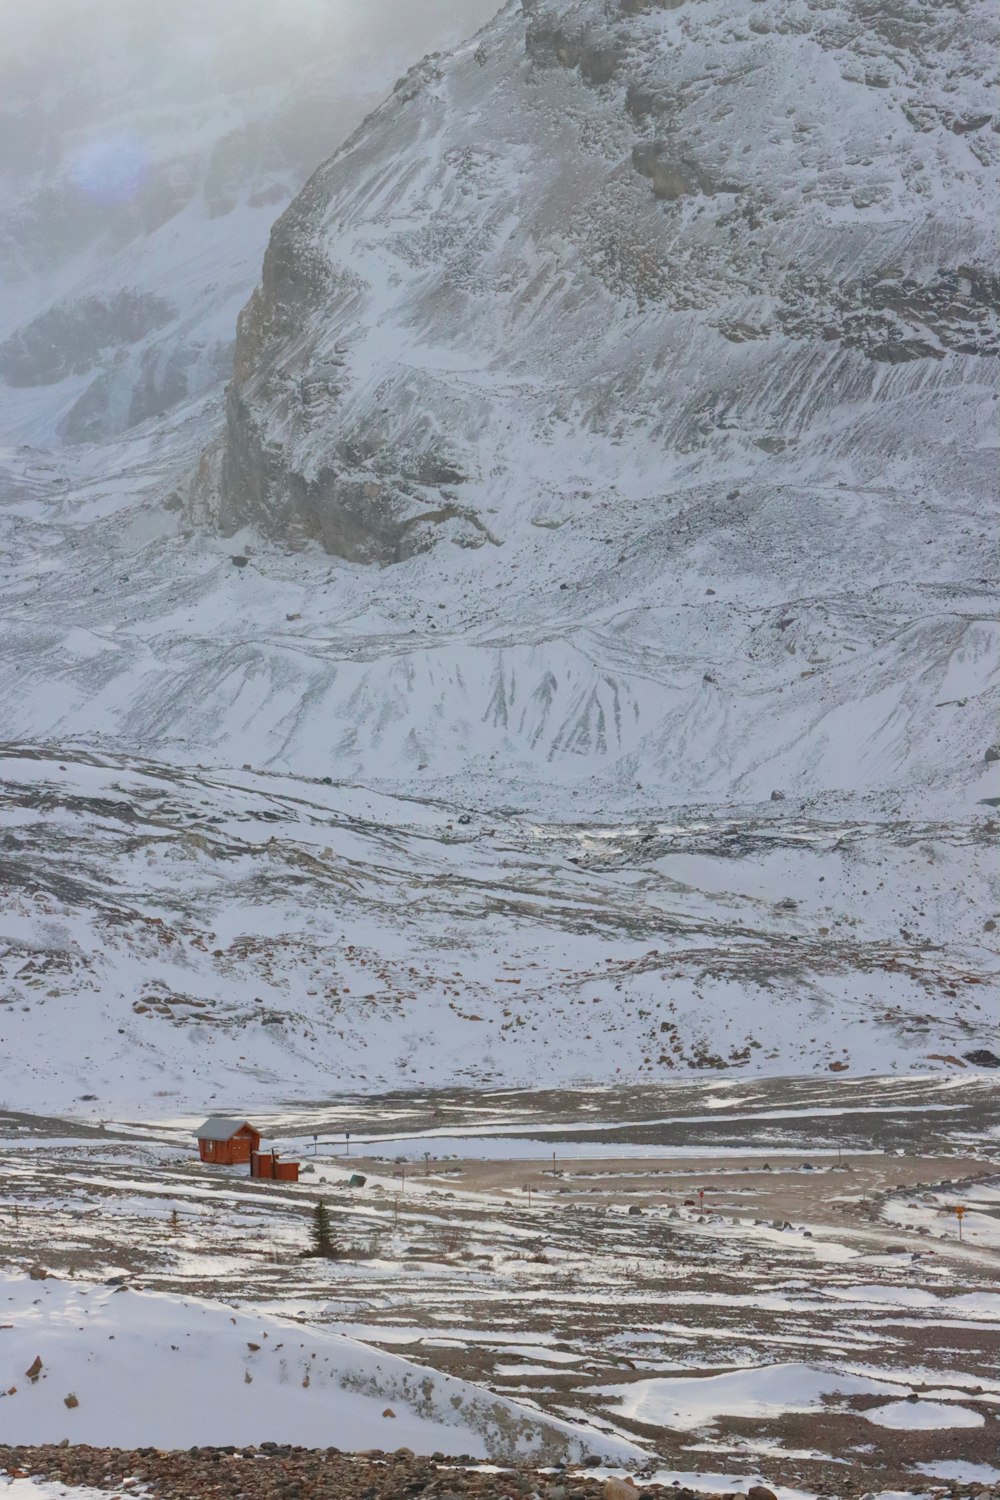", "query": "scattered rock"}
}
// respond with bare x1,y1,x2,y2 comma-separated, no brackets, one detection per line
770,789,786,801
0,1444,897,1500
985,744,1000,762
748,1488,778,1500
382,1408,396,1419
24,1356,42,1382
63,1394,79,1409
